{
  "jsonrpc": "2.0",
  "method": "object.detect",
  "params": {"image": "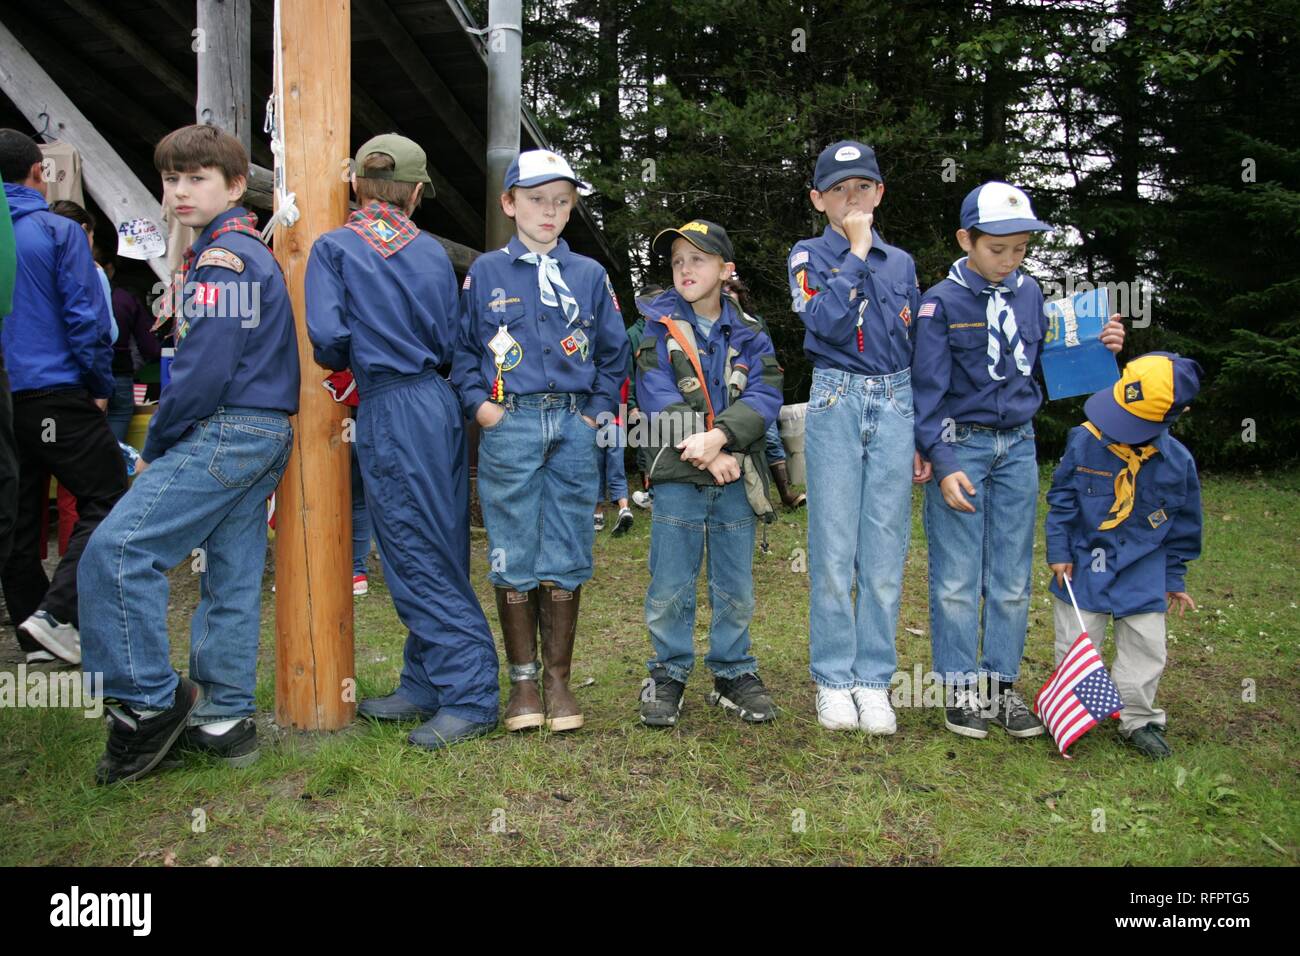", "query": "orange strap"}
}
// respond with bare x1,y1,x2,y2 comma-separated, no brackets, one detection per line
656,315,716,429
